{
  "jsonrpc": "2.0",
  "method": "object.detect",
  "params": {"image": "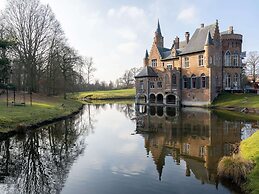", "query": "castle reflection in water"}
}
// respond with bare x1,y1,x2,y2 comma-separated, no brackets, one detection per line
135,105,242,184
